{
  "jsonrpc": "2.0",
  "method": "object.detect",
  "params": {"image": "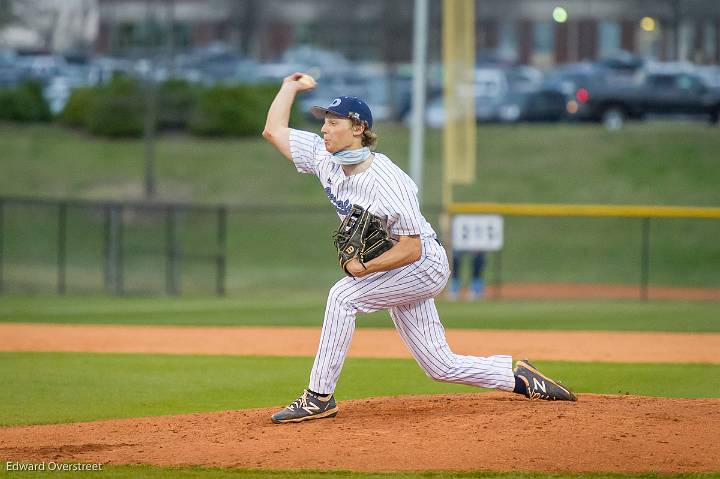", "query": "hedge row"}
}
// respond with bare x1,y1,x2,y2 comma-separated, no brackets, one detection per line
57,77,302,138
0,81,52,122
